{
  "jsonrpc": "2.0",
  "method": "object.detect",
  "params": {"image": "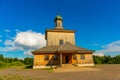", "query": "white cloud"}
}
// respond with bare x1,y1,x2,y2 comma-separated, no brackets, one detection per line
4,40,14,46
23,50,33,55
93,53,104,57
4,29,11,32
94,40,120,56
0,46,23,52
15,29,20,33
14,30,46,55
14,30,46,50
0,39,23,52
0,30,46,55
